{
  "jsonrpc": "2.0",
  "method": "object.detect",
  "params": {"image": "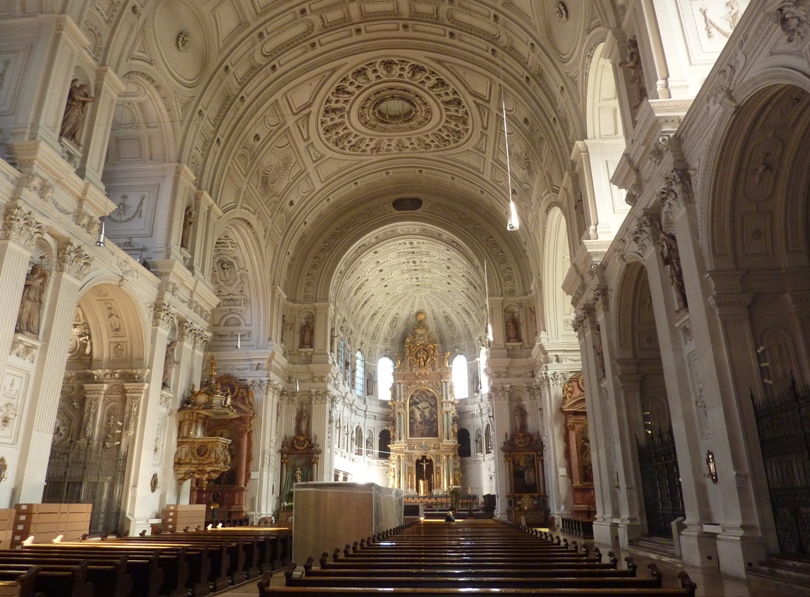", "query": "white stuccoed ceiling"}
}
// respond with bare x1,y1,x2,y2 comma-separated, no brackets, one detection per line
98,0,611,351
